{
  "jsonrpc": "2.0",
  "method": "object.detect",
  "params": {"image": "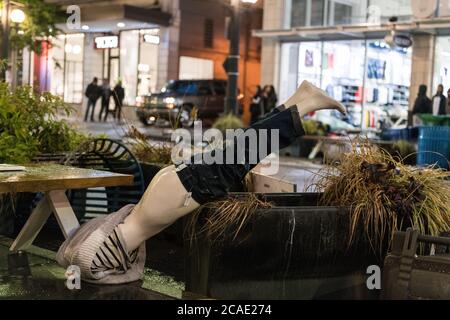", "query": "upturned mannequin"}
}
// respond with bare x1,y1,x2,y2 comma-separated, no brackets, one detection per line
118,81,346,252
